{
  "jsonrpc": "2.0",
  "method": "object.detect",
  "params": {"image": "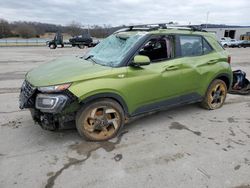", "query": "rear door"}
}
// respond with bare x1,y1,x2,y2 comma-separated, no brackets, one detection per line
175,35,215,94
